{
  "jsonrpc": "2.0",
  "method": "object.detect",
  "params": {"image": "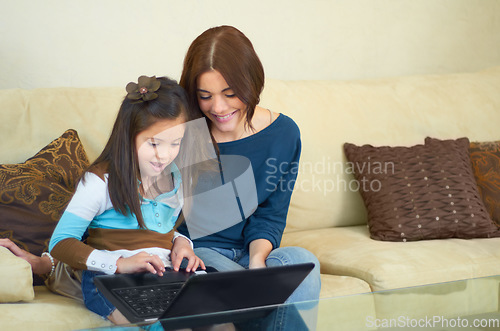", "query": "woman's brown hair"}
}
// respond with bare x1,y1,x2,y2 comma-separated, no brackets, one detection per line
180,25,265,131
